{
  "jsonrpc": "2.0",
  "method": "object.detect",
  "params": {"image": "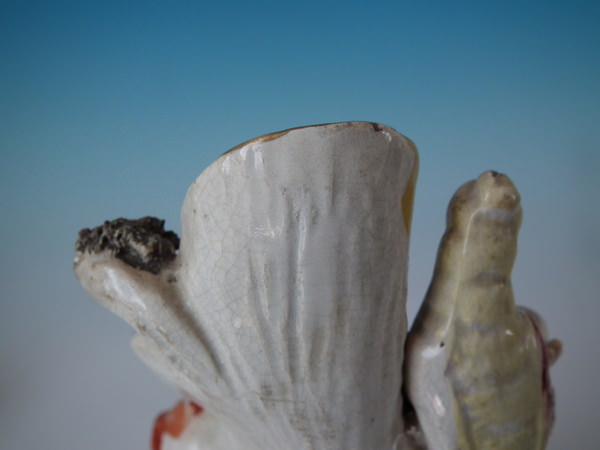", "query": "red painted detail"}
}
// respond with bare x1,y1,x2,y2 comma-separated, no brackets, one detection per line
523,311,555,440
151,400,204,450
